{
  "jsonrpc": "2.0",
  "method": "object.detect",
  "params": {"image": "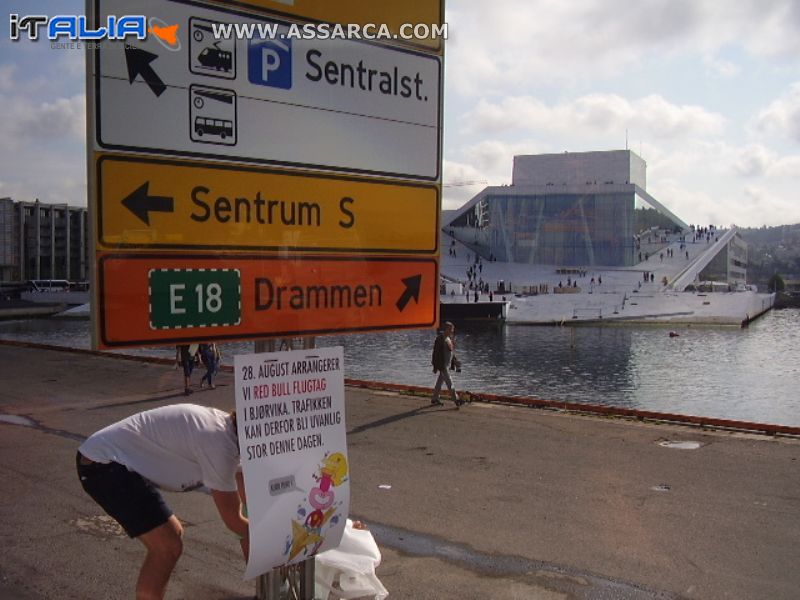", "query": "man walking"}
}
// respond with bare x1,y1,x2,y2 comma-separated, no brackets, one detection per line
175,344,196,395
431,321,463,408
76,403,248,599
